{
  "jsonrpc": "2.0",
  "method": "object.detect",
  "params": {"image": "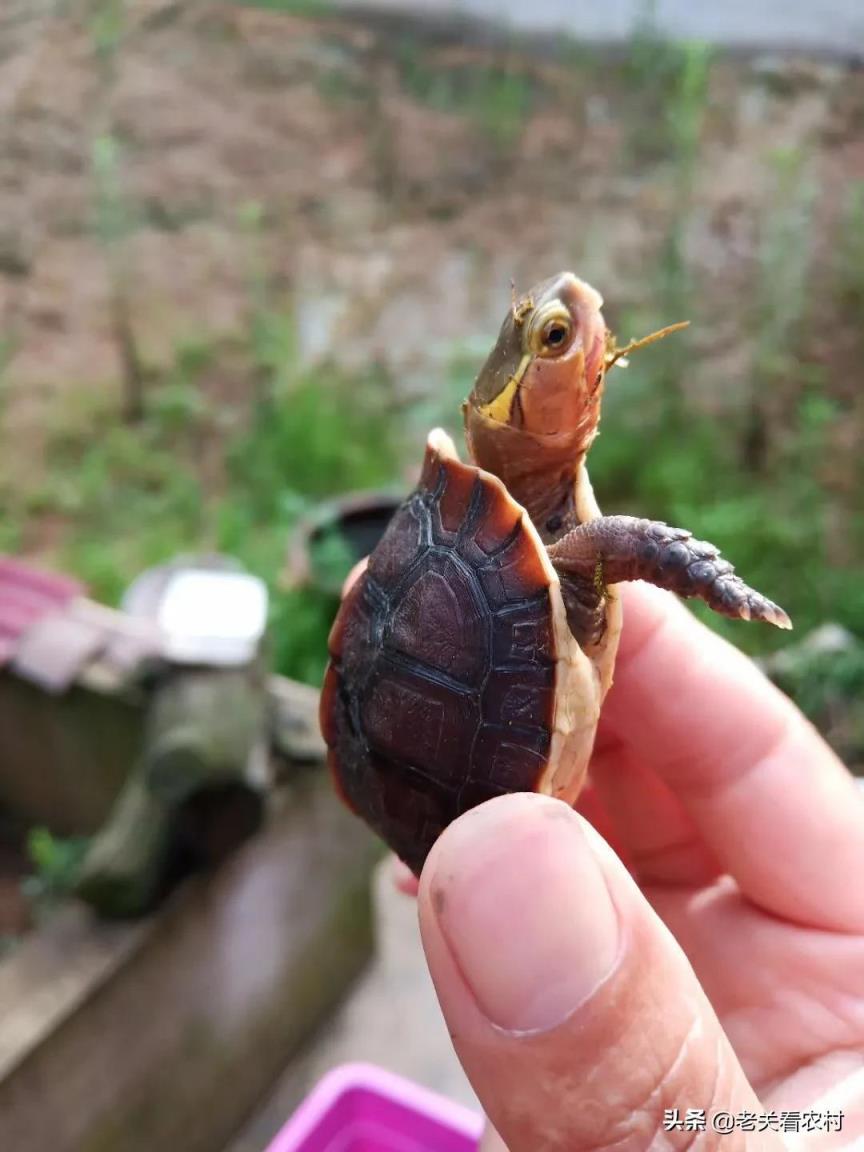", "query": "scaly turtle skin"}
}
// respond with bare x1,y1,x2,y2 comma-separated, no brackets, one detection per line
320,272,790,876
